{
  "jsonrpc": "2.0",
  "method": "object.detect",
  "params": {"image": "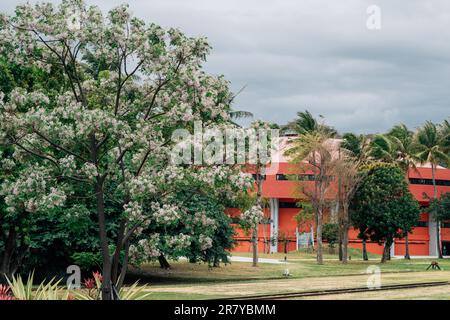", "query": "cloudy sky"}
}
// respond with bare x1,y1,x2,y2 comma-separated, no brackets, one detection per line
1,1,450,133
